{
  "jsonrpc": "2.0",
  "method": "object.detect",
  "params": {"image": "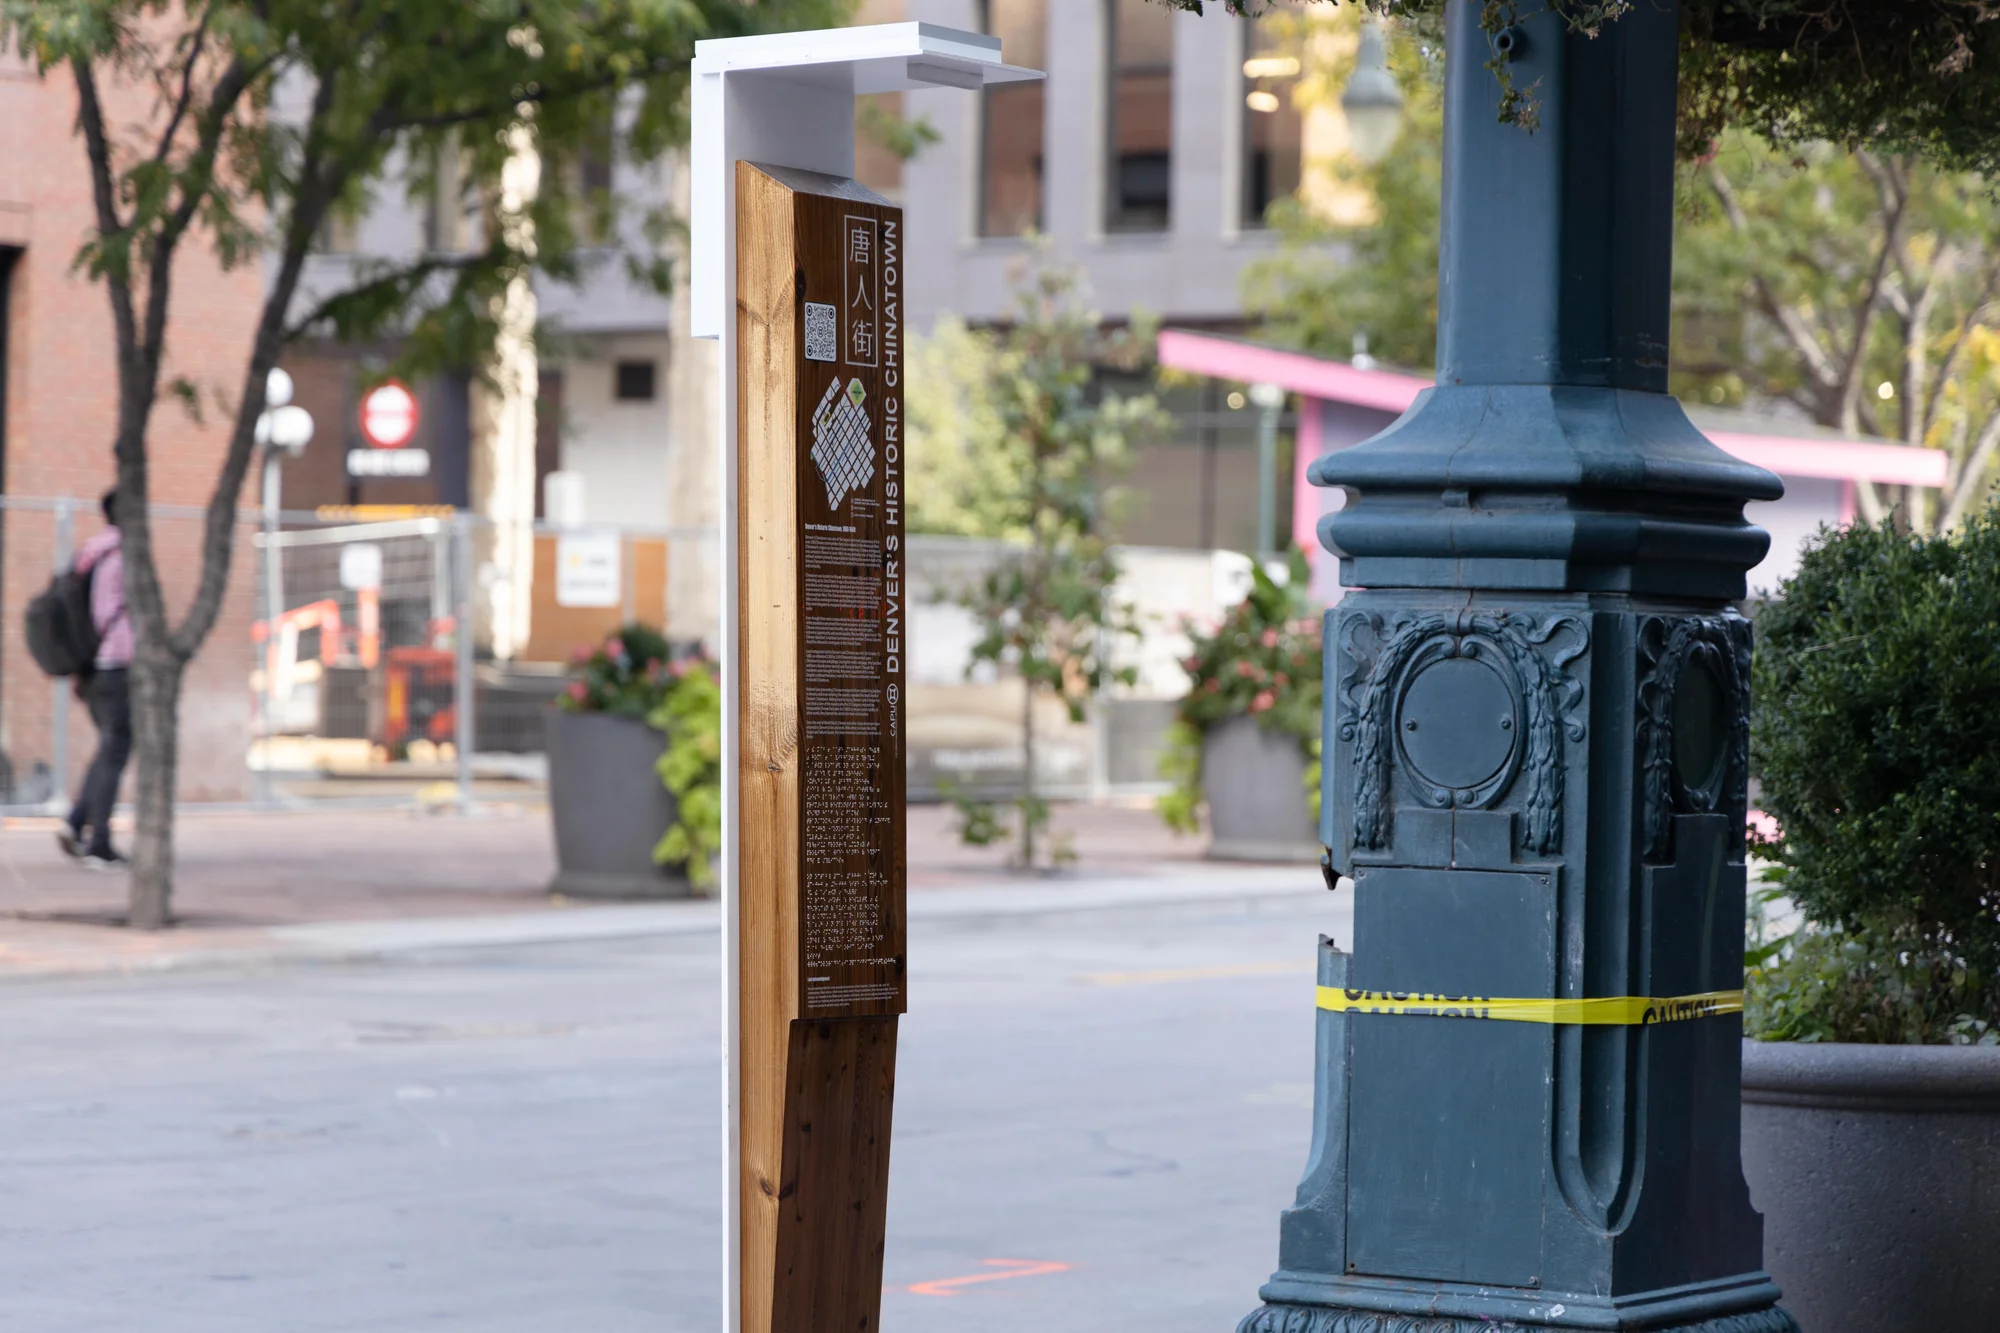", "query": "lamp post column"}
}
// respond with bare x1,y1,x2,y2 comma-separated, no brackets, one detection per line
1239,4,1797,1331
